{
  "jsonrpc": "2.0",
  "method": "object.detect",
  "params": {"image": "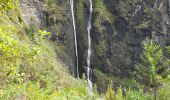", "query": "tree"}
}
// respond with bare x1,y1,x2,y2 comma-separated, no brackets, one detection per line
105,81,115,100
105,80,123,100
134,39,164,100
